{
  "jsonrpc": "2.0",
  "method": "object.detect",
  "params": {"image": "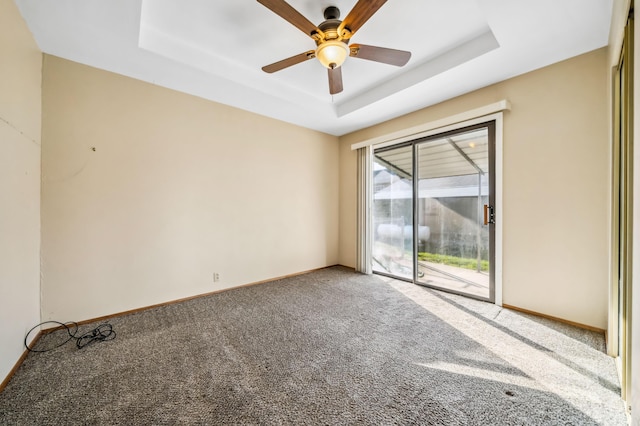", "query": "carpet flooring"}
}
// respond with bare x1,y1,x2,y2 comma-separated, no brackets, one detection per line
0,266,627,425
